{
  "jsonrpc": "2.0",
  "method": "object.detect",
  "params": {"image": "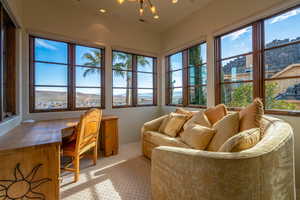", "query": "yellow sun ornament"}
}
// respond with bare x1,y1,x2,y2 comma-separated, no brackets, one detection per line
0,163,51,200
